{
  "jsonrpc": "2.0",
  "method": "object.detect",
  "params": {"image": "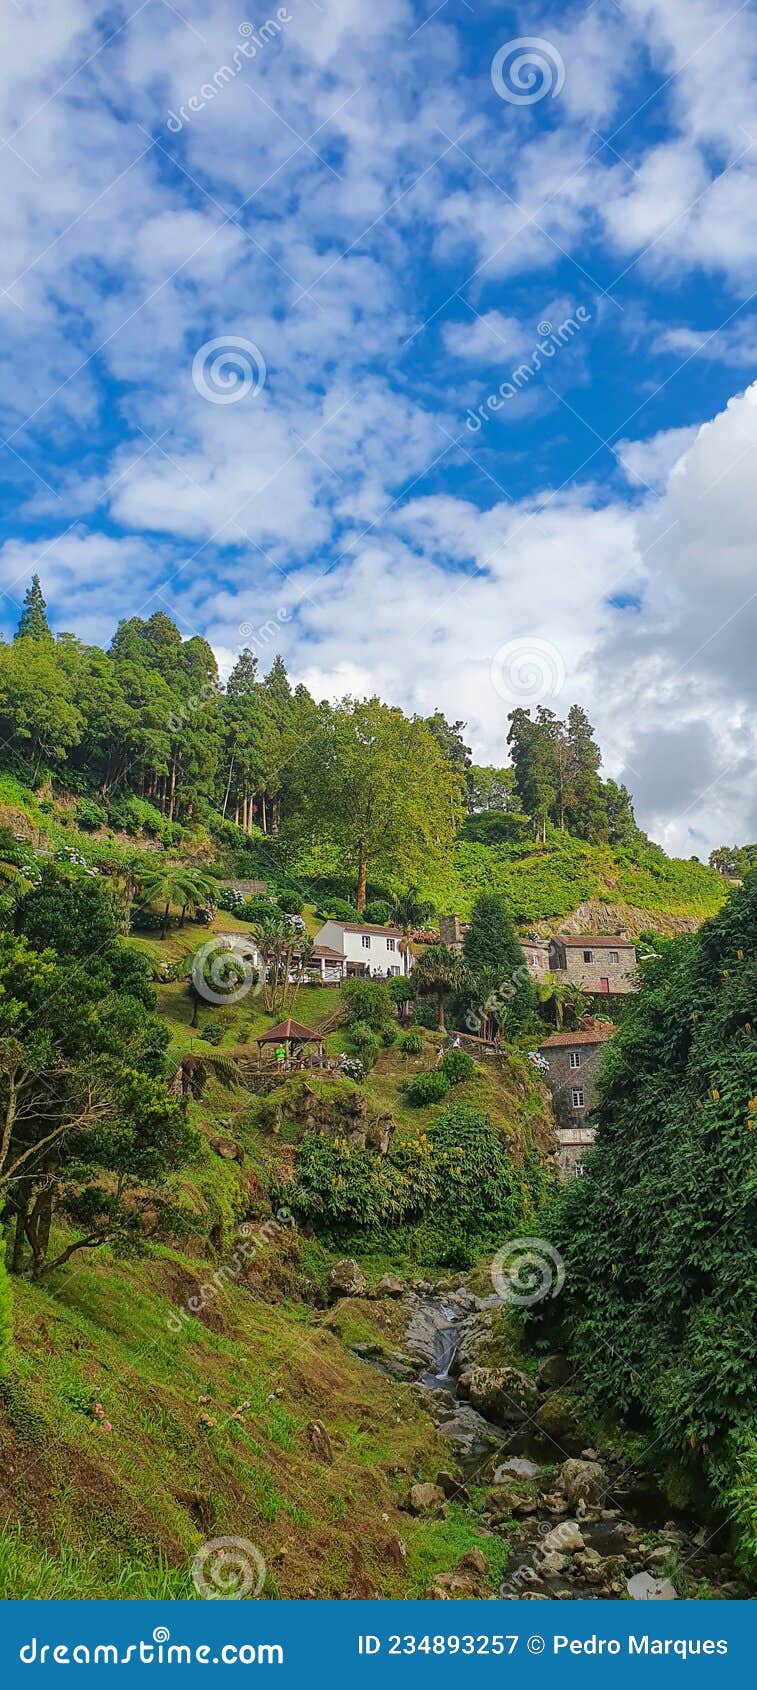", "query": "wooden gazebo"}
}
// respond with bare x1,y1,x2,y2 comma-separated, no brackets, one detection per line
256,1019,325,1070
